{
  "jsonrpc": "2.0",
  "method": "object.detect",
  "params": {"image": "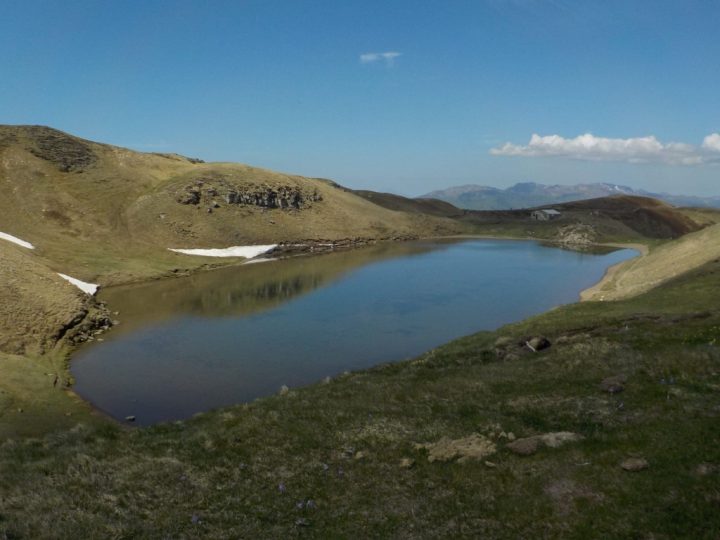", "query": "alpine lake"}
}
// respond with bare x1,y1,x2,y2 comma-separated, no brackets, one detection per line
71,239,637,425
